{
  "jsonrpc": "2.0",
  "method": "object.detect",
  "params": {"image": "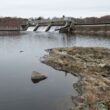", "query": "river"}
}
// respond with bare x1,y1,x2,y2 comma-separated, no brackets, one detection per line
0,31,110,110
